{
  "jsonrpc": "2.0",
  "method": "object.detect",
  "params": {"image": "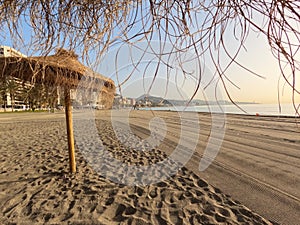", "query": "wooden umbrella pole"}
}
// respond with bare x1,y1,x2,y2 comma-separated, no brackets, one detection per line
64,87,76,173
